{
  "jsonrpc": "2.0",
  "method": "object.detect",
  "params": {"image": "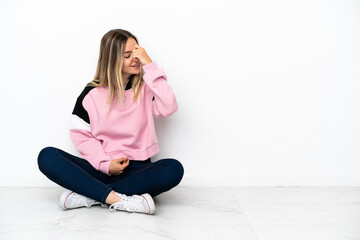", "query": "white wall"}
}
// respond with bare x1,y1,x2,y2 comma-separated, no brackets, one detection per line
1,0,359,187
